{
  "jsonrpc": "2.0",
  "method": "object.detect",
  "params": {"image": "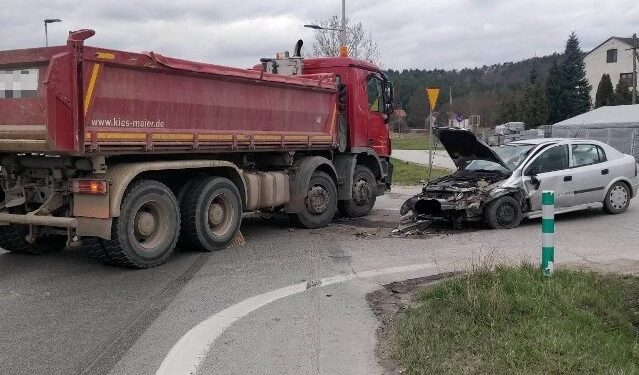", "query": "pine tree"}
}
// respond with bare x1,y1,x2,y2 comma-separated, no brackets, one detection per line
614,80,633,105
495,92,522,124
521,81,550,127
559,32,591,118
407,88,429,128
594,74,615,108
546,60,564,123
